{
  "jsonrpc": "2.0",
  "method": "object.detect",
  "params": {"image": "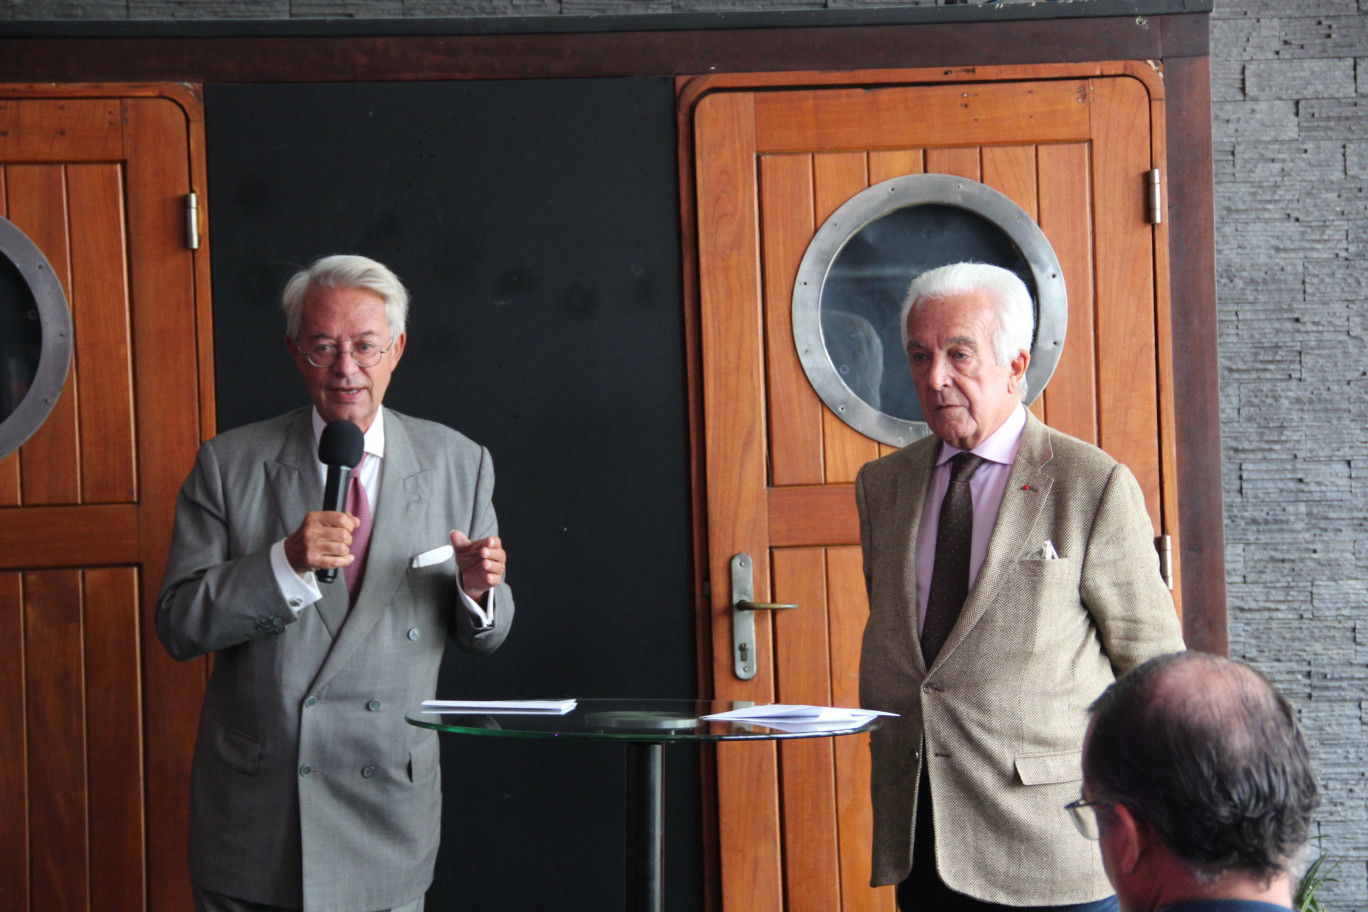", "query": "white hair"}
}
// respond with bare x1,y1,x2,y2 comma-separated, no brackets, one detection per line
282,254,409,341
900,261,1035,400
